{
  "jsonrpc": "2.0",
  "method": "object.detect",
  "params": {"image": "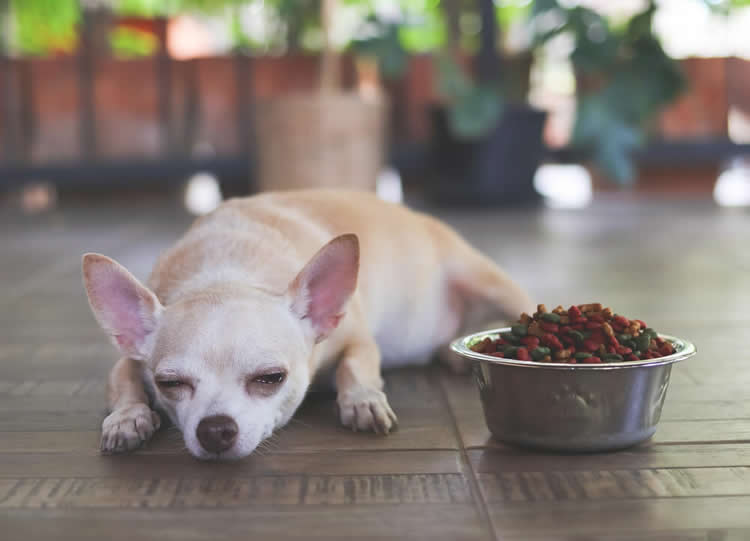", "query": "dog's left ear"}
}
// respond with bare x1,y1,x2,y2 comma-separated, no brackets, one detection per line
82,253,163,360
288,234,359,343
